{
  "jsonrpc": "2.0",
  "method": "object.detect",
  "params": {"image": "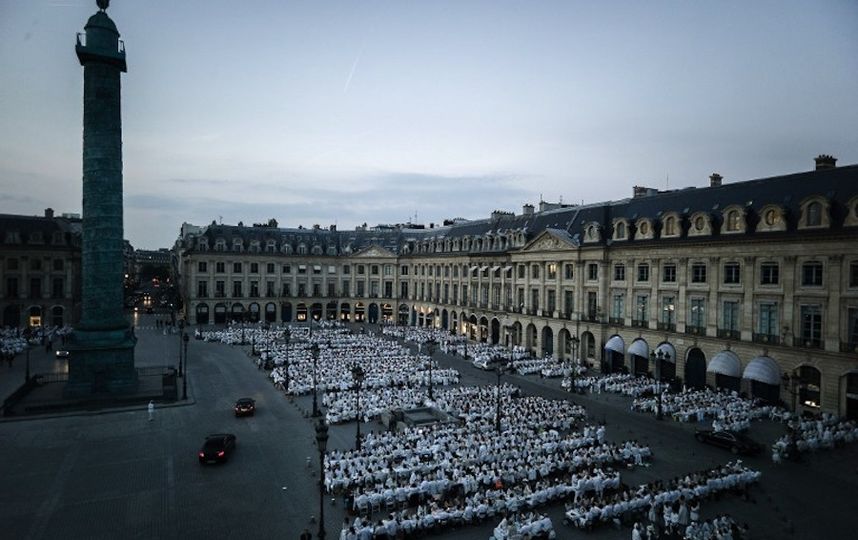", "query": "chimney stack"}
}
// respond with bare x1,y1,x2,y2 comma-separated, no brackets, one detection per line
44,208,54,218
709,173,723,188
522,204,534,216
814,154,837,170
